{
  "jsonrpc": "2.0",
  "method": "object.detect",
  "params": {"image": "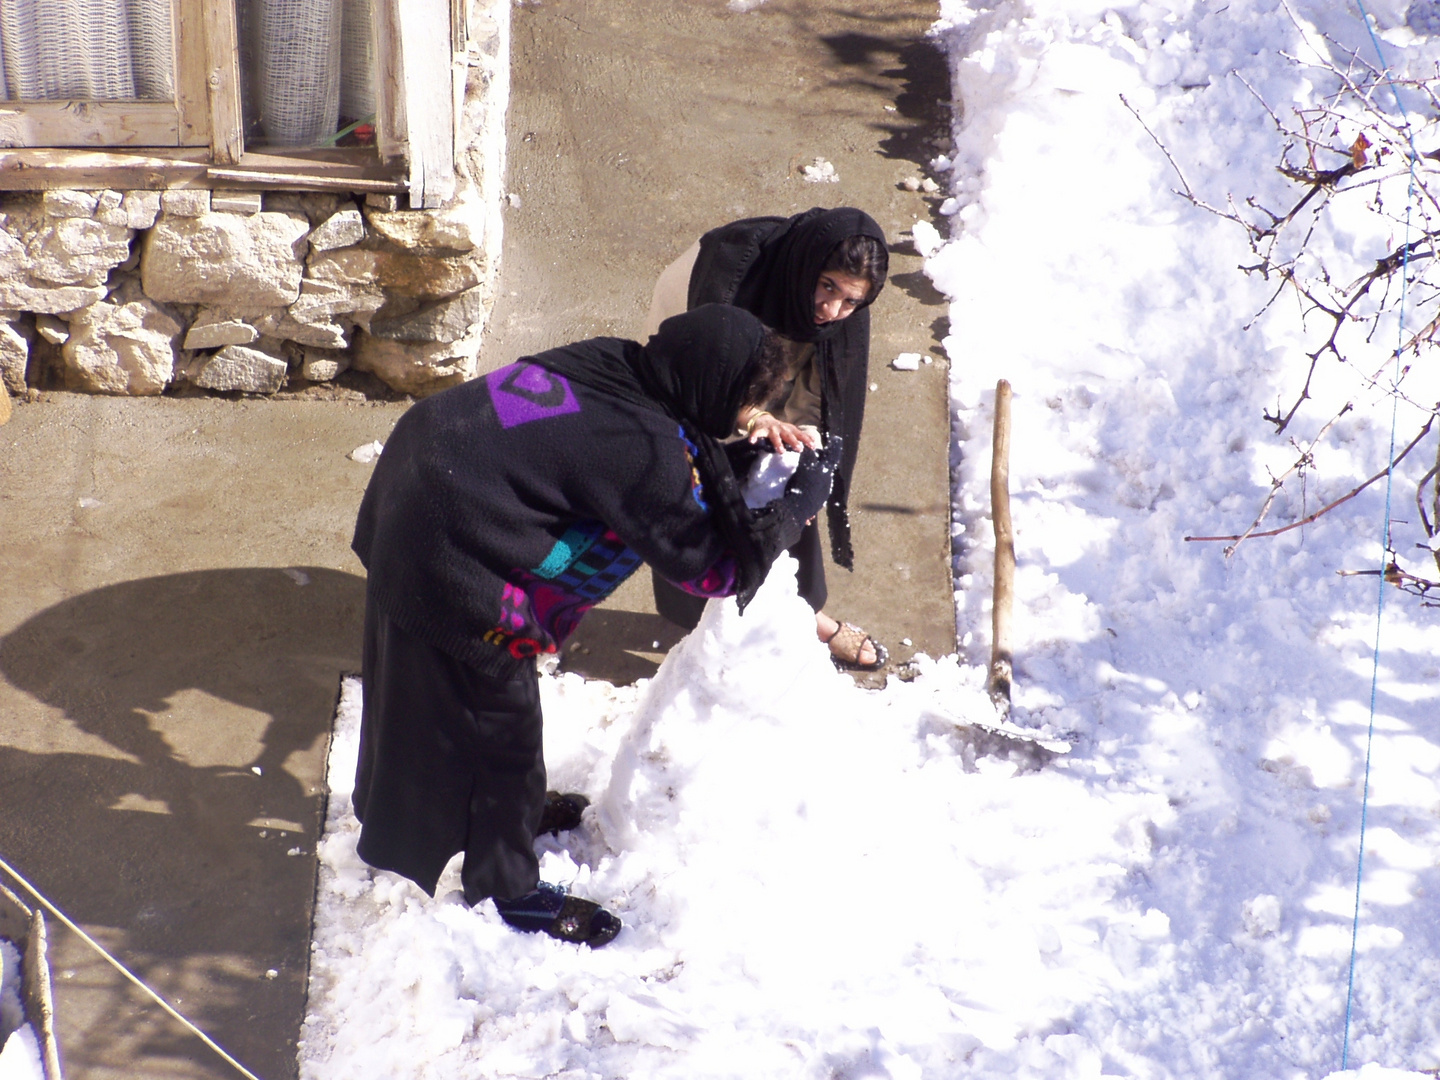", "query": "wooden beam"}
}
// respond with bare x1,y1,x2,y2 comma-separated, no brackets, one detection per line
202,0,244,164
0,102,180,149
0,148,400,191
173,0,213,146
208,167,407,192
396,0,457,207
989,379,1015,714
